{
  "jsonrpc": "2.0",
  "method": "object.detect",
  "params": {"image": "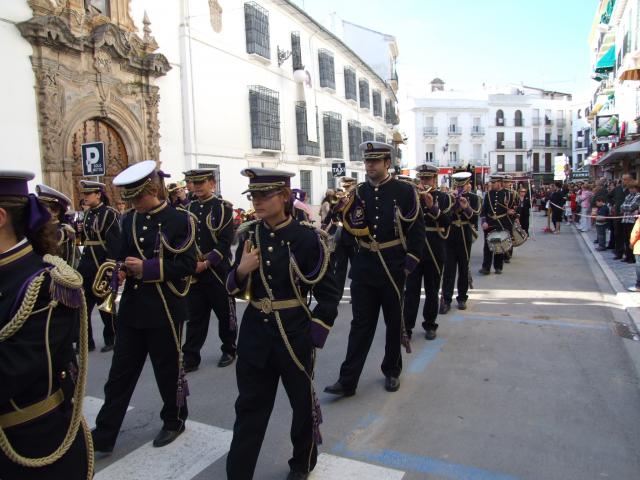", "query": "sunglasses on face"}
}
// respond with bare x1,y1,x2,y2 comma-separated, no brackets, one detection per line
246,190,282,202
